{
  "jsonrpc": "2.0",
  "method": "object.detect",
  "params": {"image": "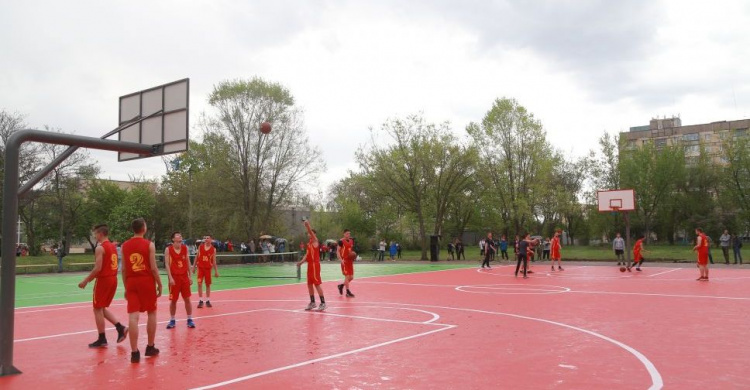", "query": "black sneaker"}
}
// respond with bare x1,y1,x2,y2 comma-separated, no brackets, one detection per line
206,301,213,308
117,326,128,343
131,350,140,363
346,291,355,298
558,266,564,271
88,339,107,348
636,268,641,271
337,284,344,295
145,345,160,357
197,301,204,308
